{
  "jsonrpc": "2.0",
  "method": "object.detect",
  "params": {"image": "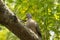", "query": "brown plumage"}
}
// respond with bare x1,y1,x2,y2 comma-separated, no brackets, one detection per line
26,13,42,38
